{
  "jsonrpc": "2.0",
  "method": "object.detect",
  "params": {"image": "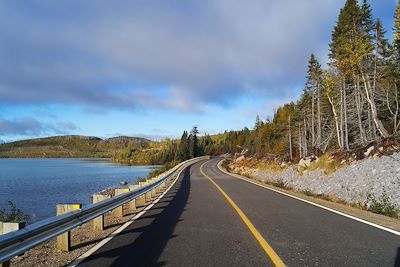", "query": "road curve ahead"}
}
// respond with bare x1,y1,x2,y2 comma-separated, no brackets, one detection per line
79,158,400,267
